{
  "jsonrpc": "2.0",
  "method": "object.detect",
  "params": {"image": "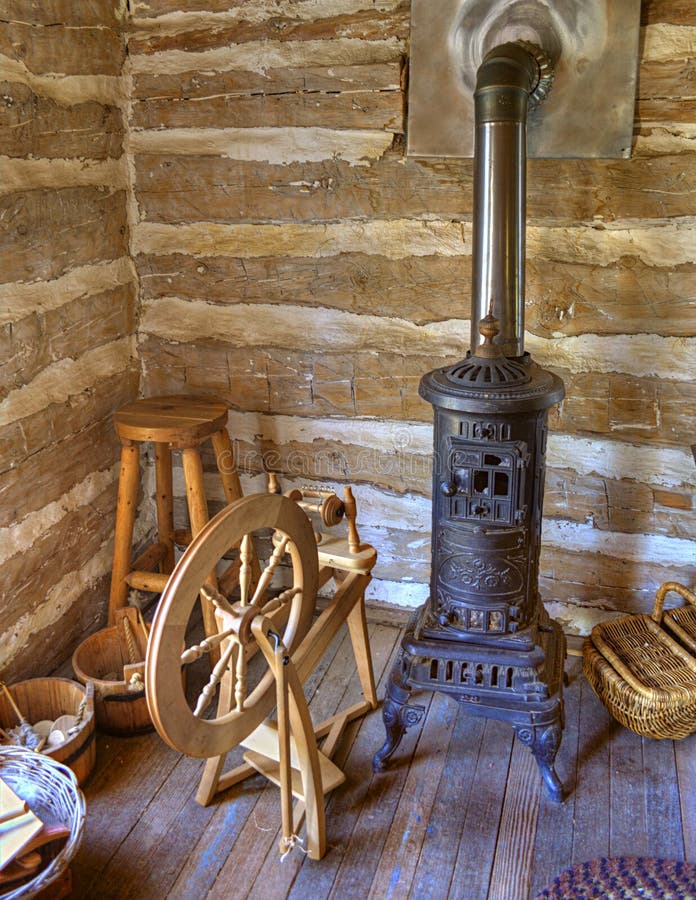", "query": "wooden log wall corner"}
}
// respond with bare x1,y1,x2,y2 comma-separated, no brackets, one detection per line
1,1,695,680
129,0,696,635
0,1,140,679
